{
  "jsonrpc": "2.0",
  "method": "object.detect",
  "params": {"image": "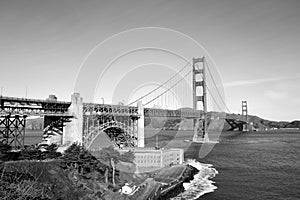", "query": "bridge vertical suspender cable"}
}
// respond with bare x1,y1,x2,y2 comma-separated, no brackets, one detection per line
143,70,192,106
127,62,191,106
127,57,230,113
203,59,231,113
